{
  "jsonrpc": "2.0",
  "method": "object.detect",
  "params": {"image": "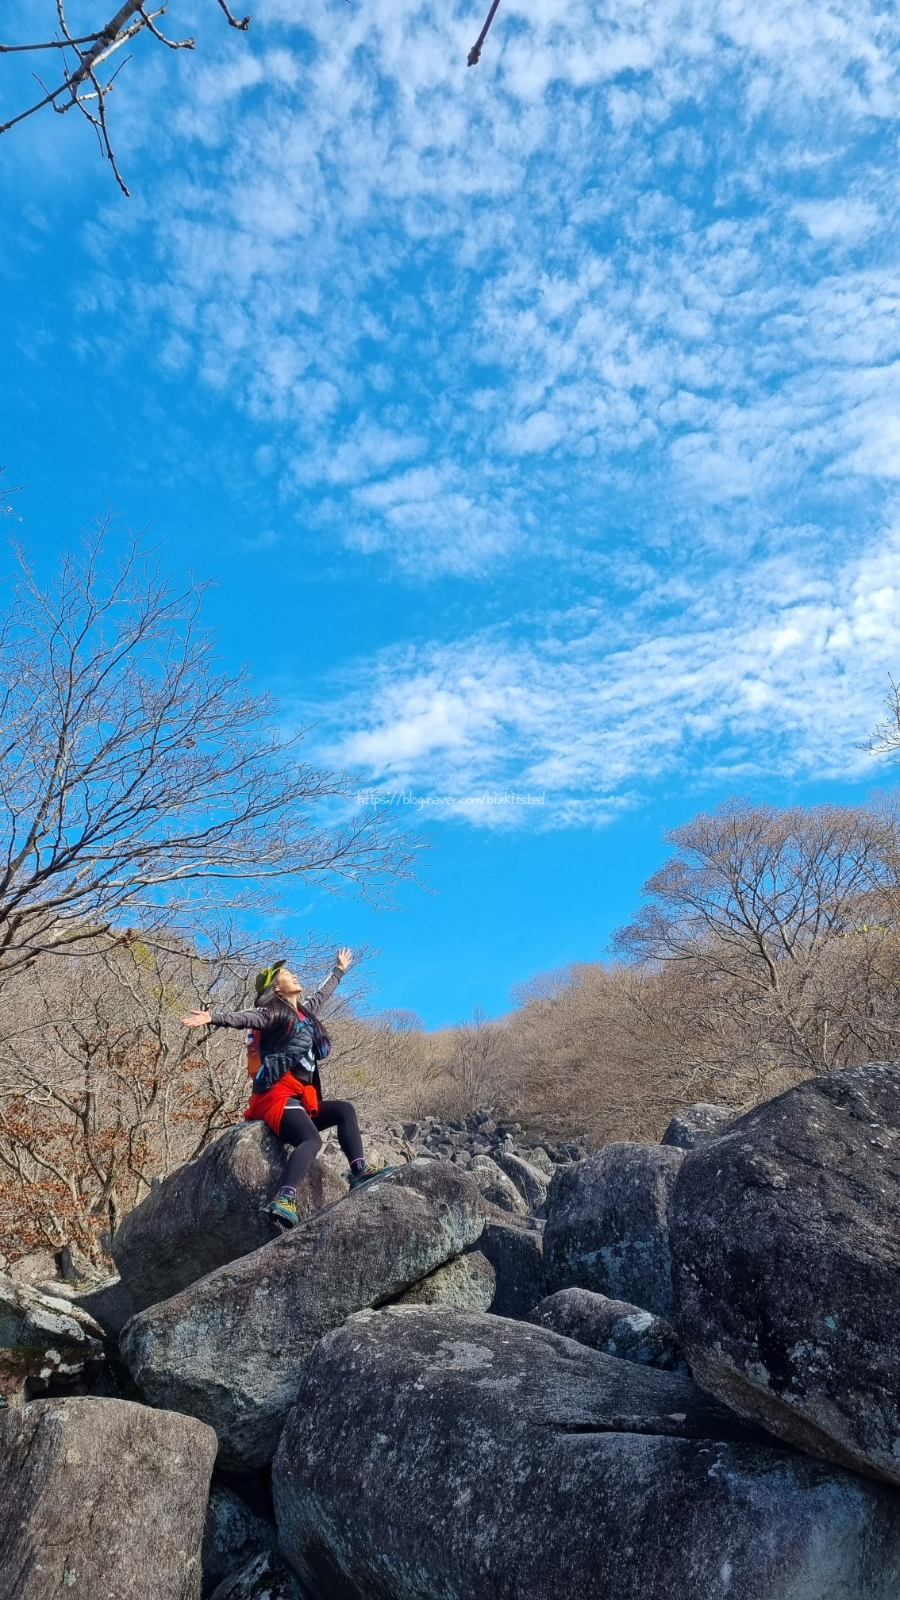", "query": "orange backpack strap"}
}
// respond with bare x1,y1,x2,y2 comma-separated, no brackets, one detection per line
247,1029,261,1078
